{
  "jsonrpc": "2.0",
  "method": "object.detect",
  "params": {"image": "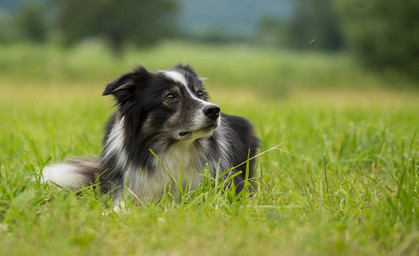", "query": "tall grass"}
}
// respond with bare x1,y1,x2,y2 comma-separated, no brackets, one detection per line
0,42,418,255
